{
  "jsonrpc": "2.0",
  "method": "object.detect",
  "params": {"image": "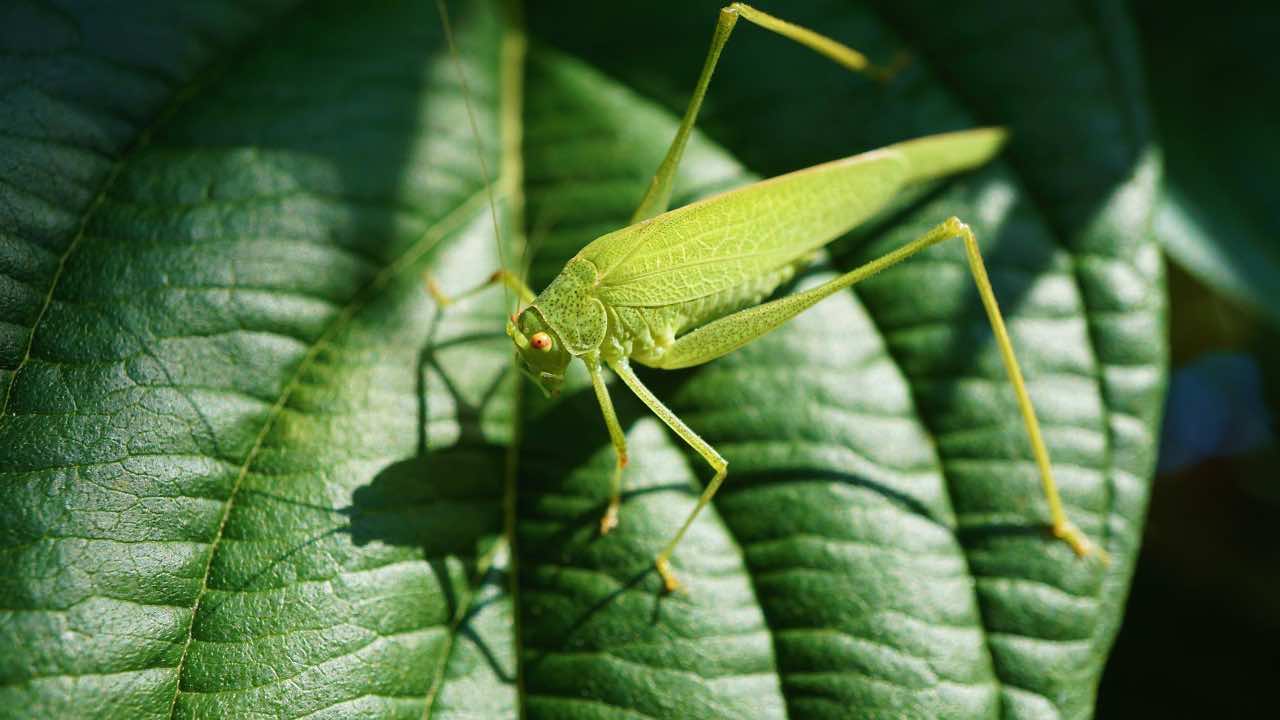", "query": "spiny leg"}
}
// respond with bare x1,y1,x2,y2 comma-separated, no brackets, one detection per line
609,358,728,592
946,218,1107,563
631,3,902,223
585,354,629,535
424,268,536,307
649,217,1105,562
